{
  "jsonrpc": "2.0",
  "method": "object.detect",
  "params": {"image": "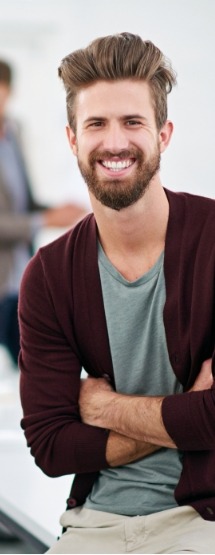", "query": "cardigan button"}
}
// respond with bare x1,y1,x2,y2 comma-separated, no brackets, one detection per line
206,507,214,515
67,497,77,508
102,373,111,382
